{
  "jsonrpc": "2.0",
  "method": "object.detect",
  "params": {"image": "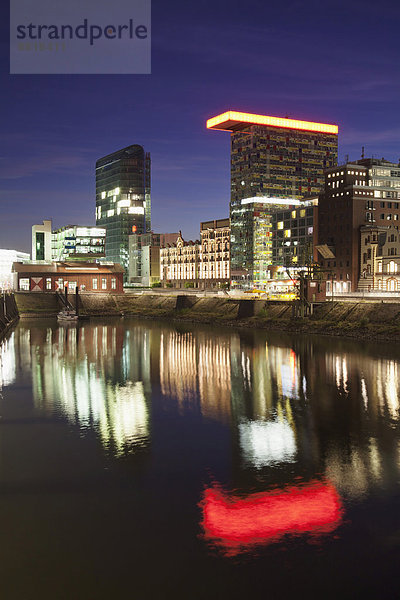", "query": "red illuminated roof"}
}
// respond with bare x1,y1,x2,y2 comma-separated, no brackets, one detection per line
200,480,343,555
207,111,338,135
